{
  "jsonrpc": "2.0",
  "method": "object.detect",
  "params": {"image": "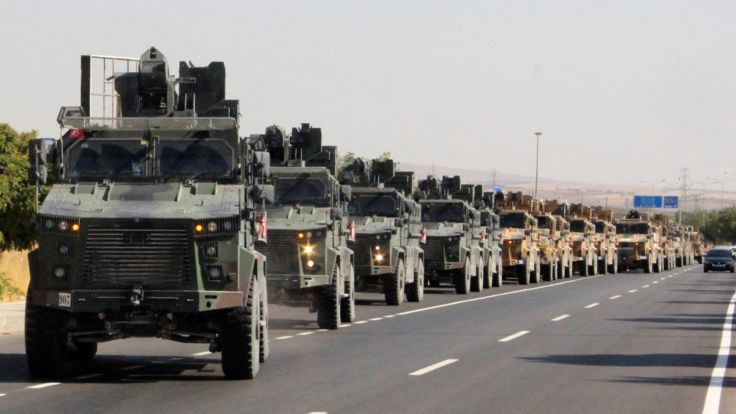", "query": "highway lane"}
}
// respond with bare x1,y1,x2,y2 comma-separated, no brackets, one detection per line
0,265,733,413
